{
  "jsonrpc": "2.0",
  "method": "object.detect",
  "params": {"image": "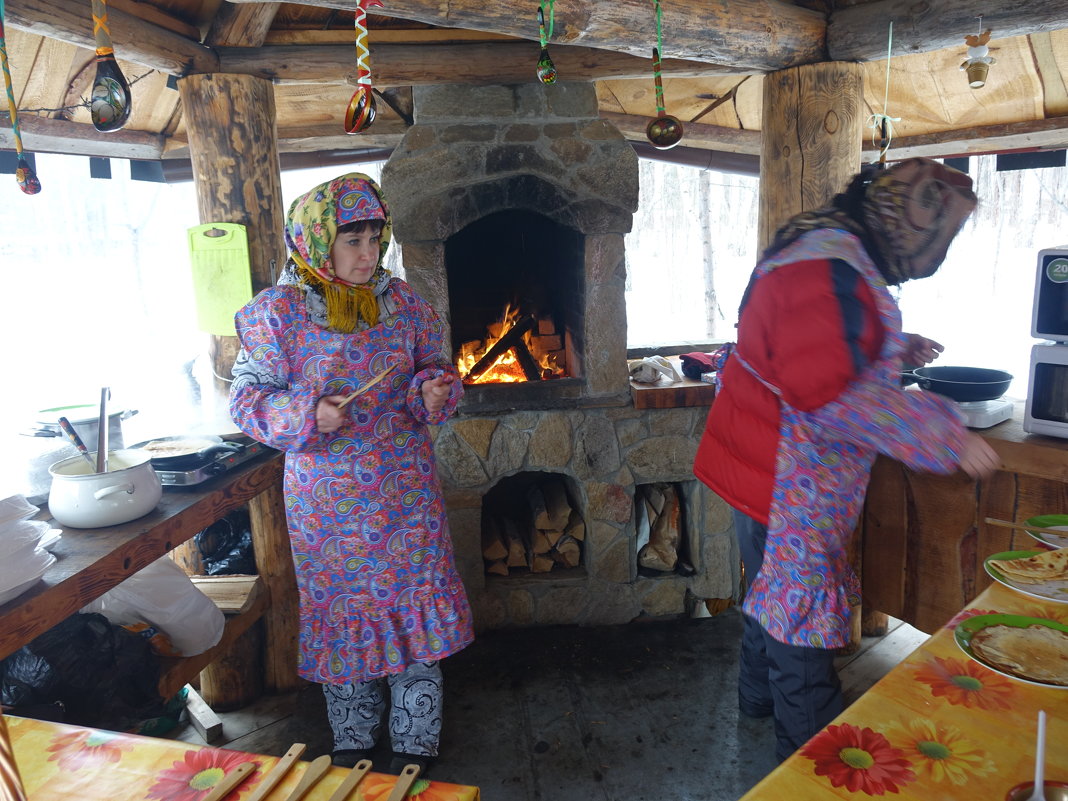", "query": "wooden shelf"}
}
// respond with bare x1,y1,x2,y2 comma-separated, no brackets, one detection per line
157,577,266,699
629,356,717,409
